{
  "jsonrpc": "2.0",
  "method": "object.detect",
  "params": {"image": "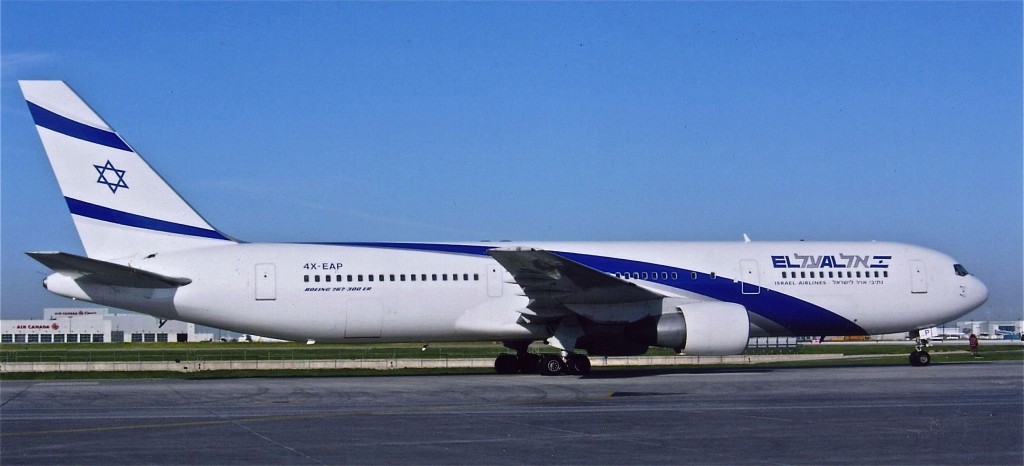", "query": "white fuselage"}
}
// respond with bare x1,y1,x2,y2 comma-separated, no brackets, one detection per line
44,240,989,344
